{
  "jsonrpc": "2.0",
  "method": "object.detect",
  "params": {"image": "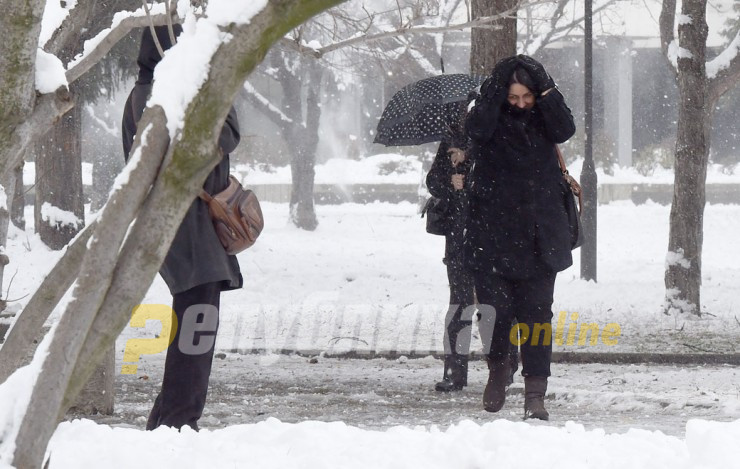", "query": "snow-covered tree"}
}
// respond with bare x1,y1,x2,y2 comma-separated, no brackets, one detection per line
0,1,343,467
659,0,740,315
